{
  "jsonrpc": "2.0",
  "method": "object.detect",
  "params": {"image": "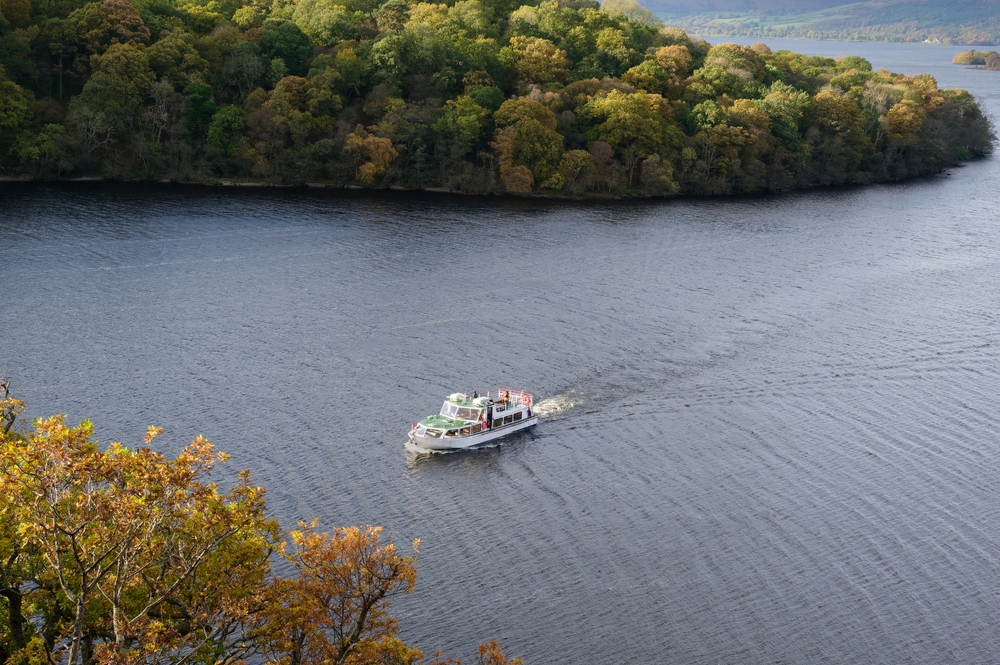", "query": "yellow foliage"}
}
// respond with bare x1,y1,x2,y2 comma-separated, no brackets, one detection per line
728,98,770,131
506,36,569,84
477,640,524,665
260,522,421,665
651,44,691,78
886,99,925,141
345,125,399,183
405,2,448,27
